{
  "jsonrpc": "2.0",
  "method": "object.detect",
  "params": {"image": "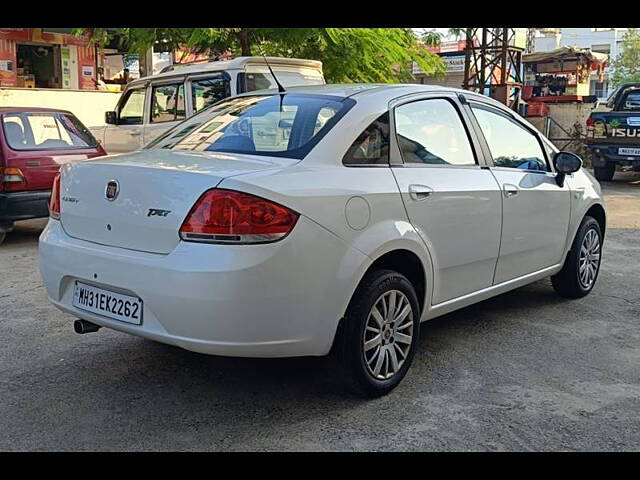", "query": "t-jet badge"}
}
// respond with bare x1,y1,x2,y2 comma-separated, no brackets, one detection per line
148,208,171,217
